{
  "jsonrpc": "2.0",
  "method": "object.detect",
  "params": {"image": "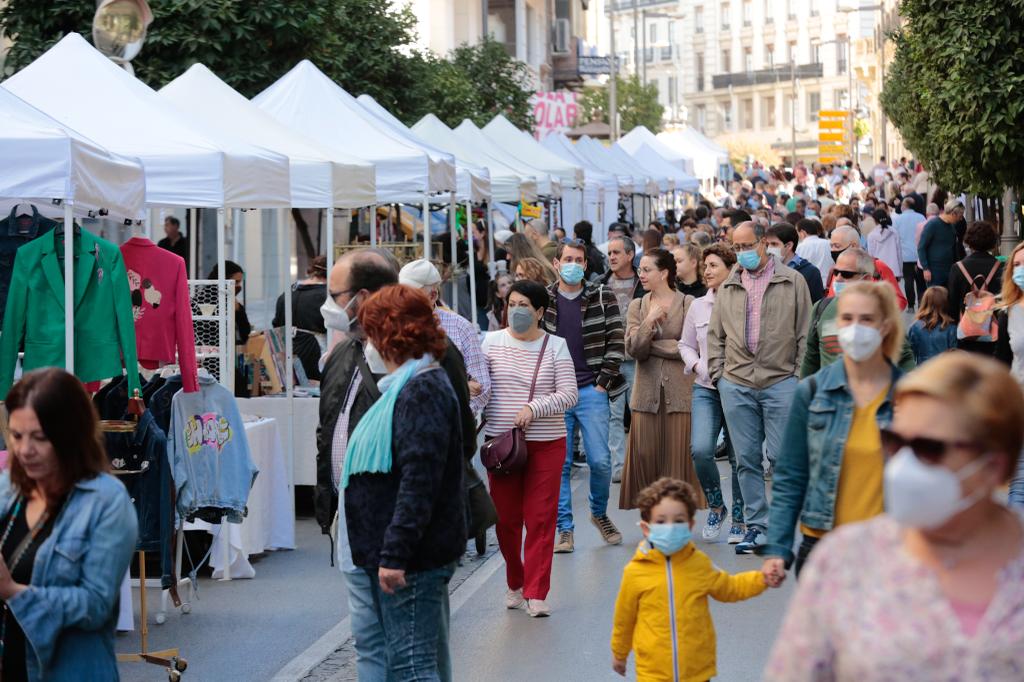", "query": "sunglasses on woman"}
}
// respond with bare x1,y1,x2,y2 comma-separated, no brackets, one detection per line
879,428,981,464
